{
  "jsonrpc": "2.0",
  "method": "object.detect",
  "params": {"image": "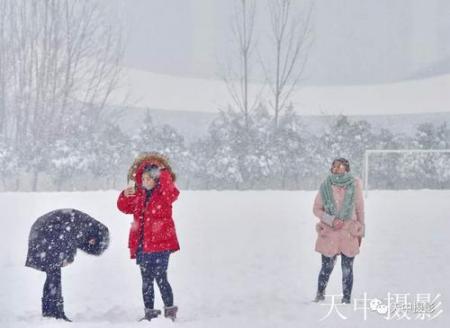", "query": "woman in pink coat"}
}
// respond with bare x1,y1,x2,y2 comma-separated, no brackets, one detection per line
312,158,365,304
